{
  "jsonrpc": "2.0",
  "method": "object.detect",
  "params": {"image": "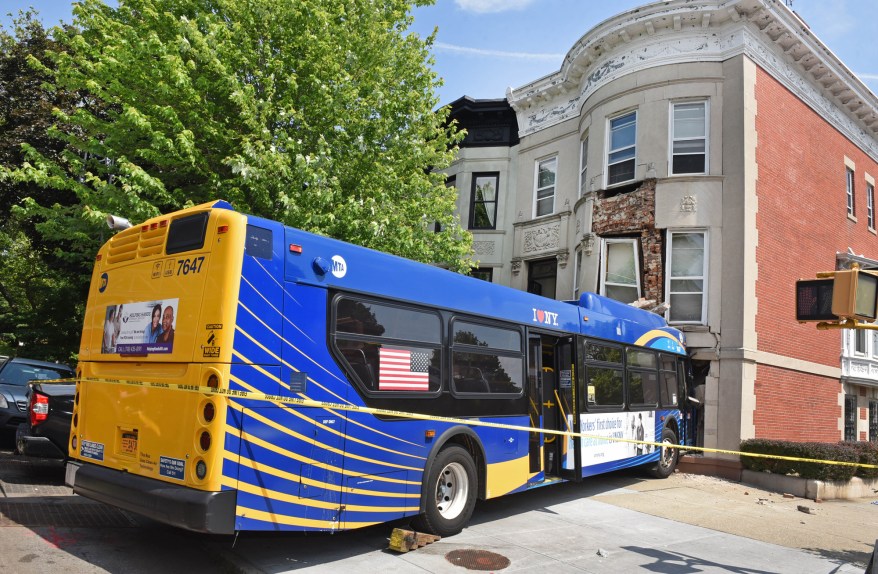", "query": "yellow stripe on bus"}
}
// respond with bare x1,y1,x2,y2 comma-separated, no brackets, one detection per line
226,453,419,503
65,377,878,470
234,506,382,530
236,423,422,477
226,373,426,459
633,329,684,348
